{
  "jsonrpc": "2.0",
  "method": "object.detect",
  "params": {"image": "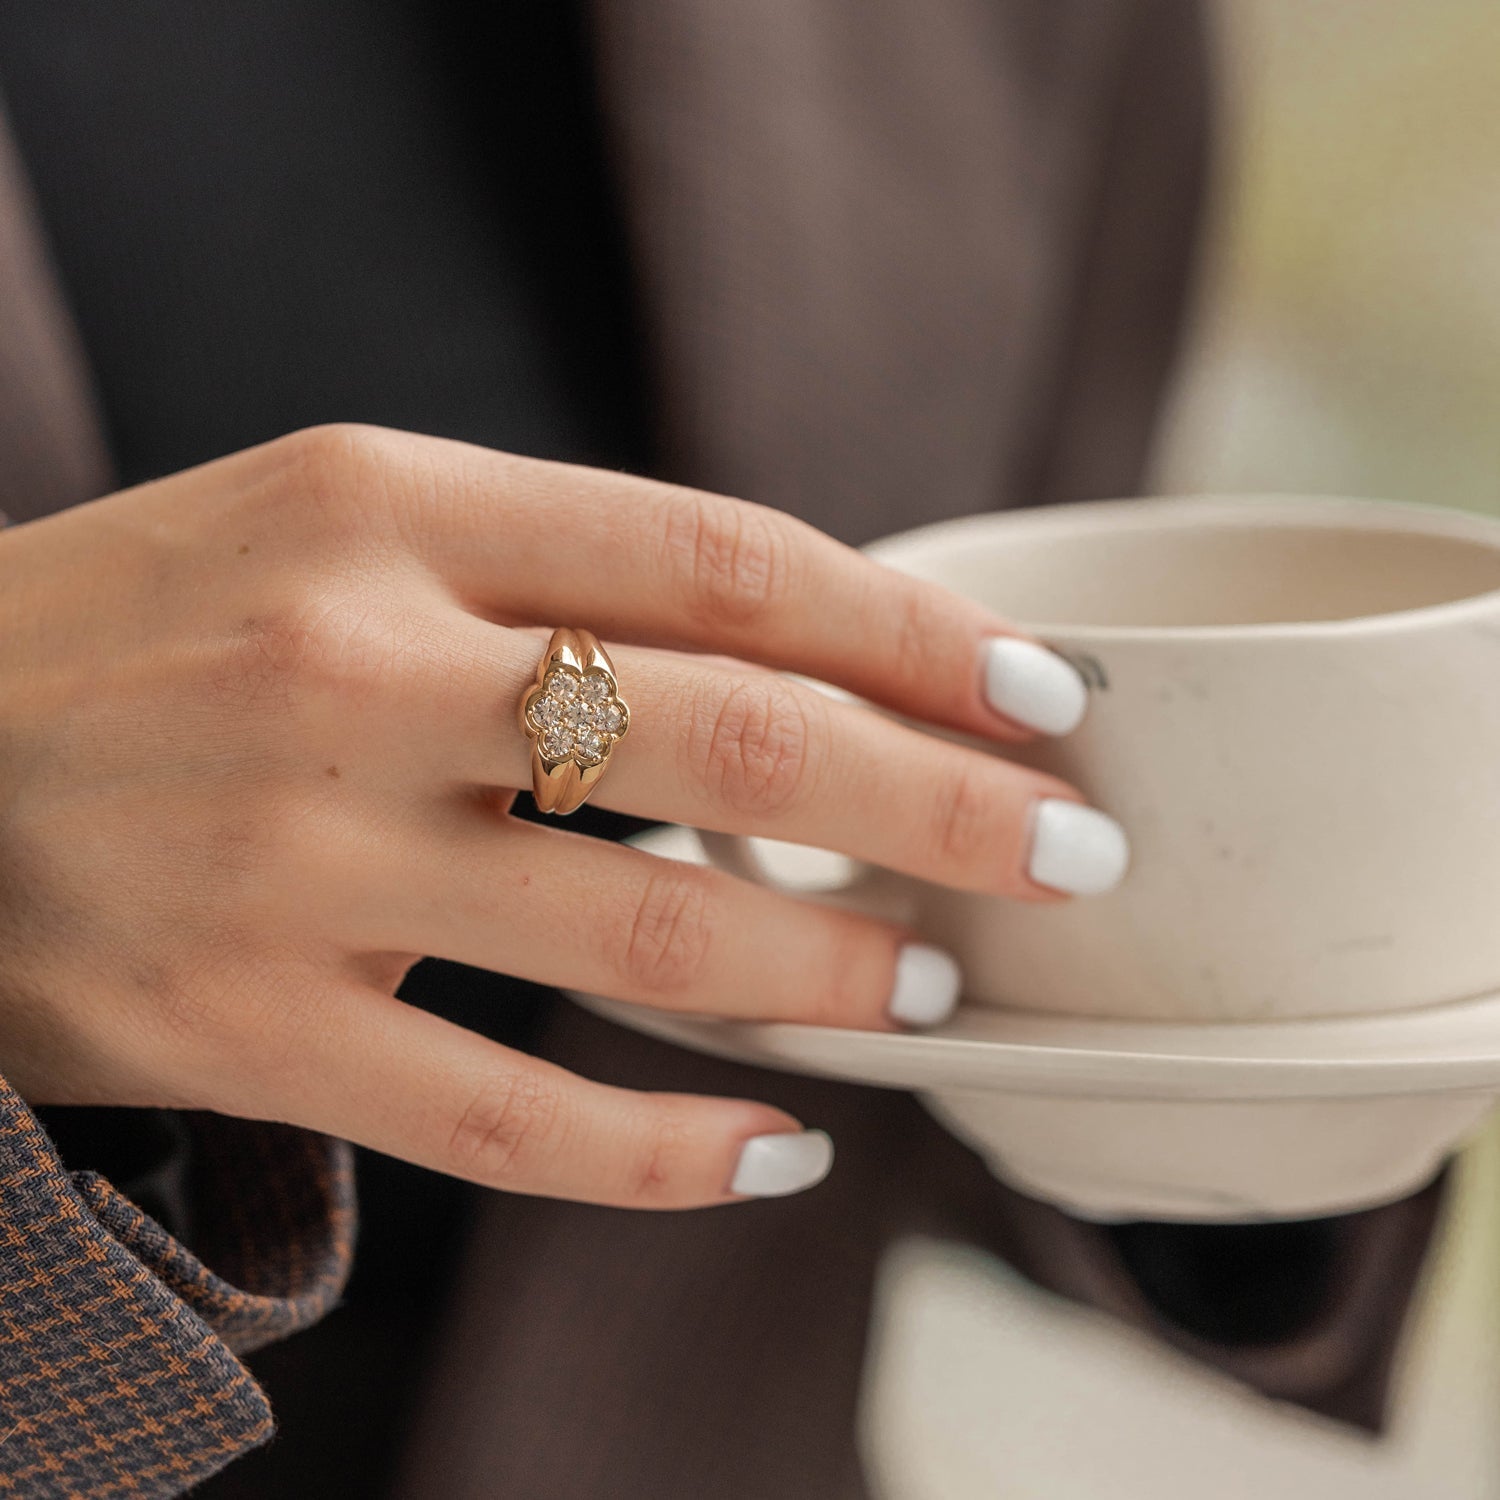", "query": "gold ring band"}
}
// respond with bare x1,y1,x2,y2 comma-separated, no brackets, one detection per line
519,628,630,816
